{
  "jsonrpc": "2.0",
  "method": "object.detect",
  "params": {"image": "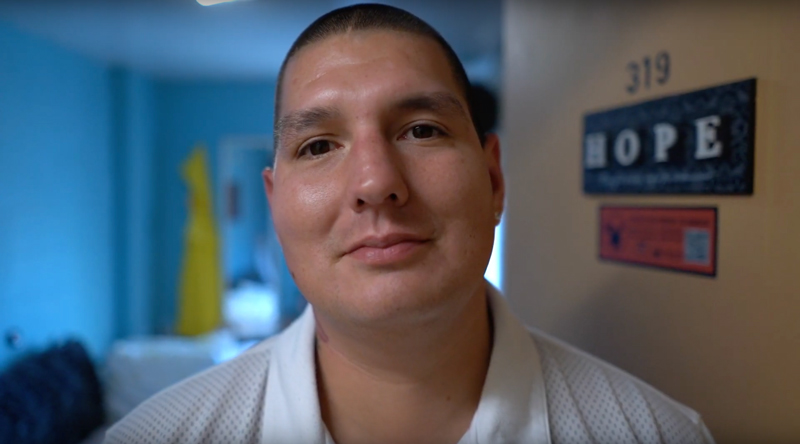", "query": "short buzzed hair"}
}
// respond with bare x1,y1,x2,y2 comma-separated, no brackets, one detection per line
274,3,486,147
